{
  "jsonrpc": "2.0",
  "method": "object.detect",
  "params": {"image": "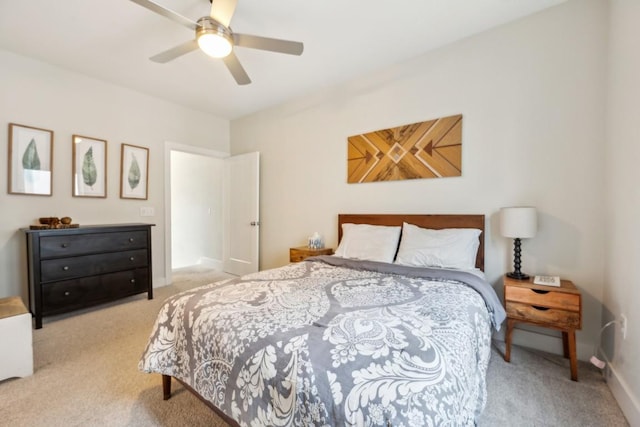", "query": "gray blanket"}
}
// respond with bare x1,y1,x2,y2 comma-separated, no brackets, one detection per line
139,257,505,426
